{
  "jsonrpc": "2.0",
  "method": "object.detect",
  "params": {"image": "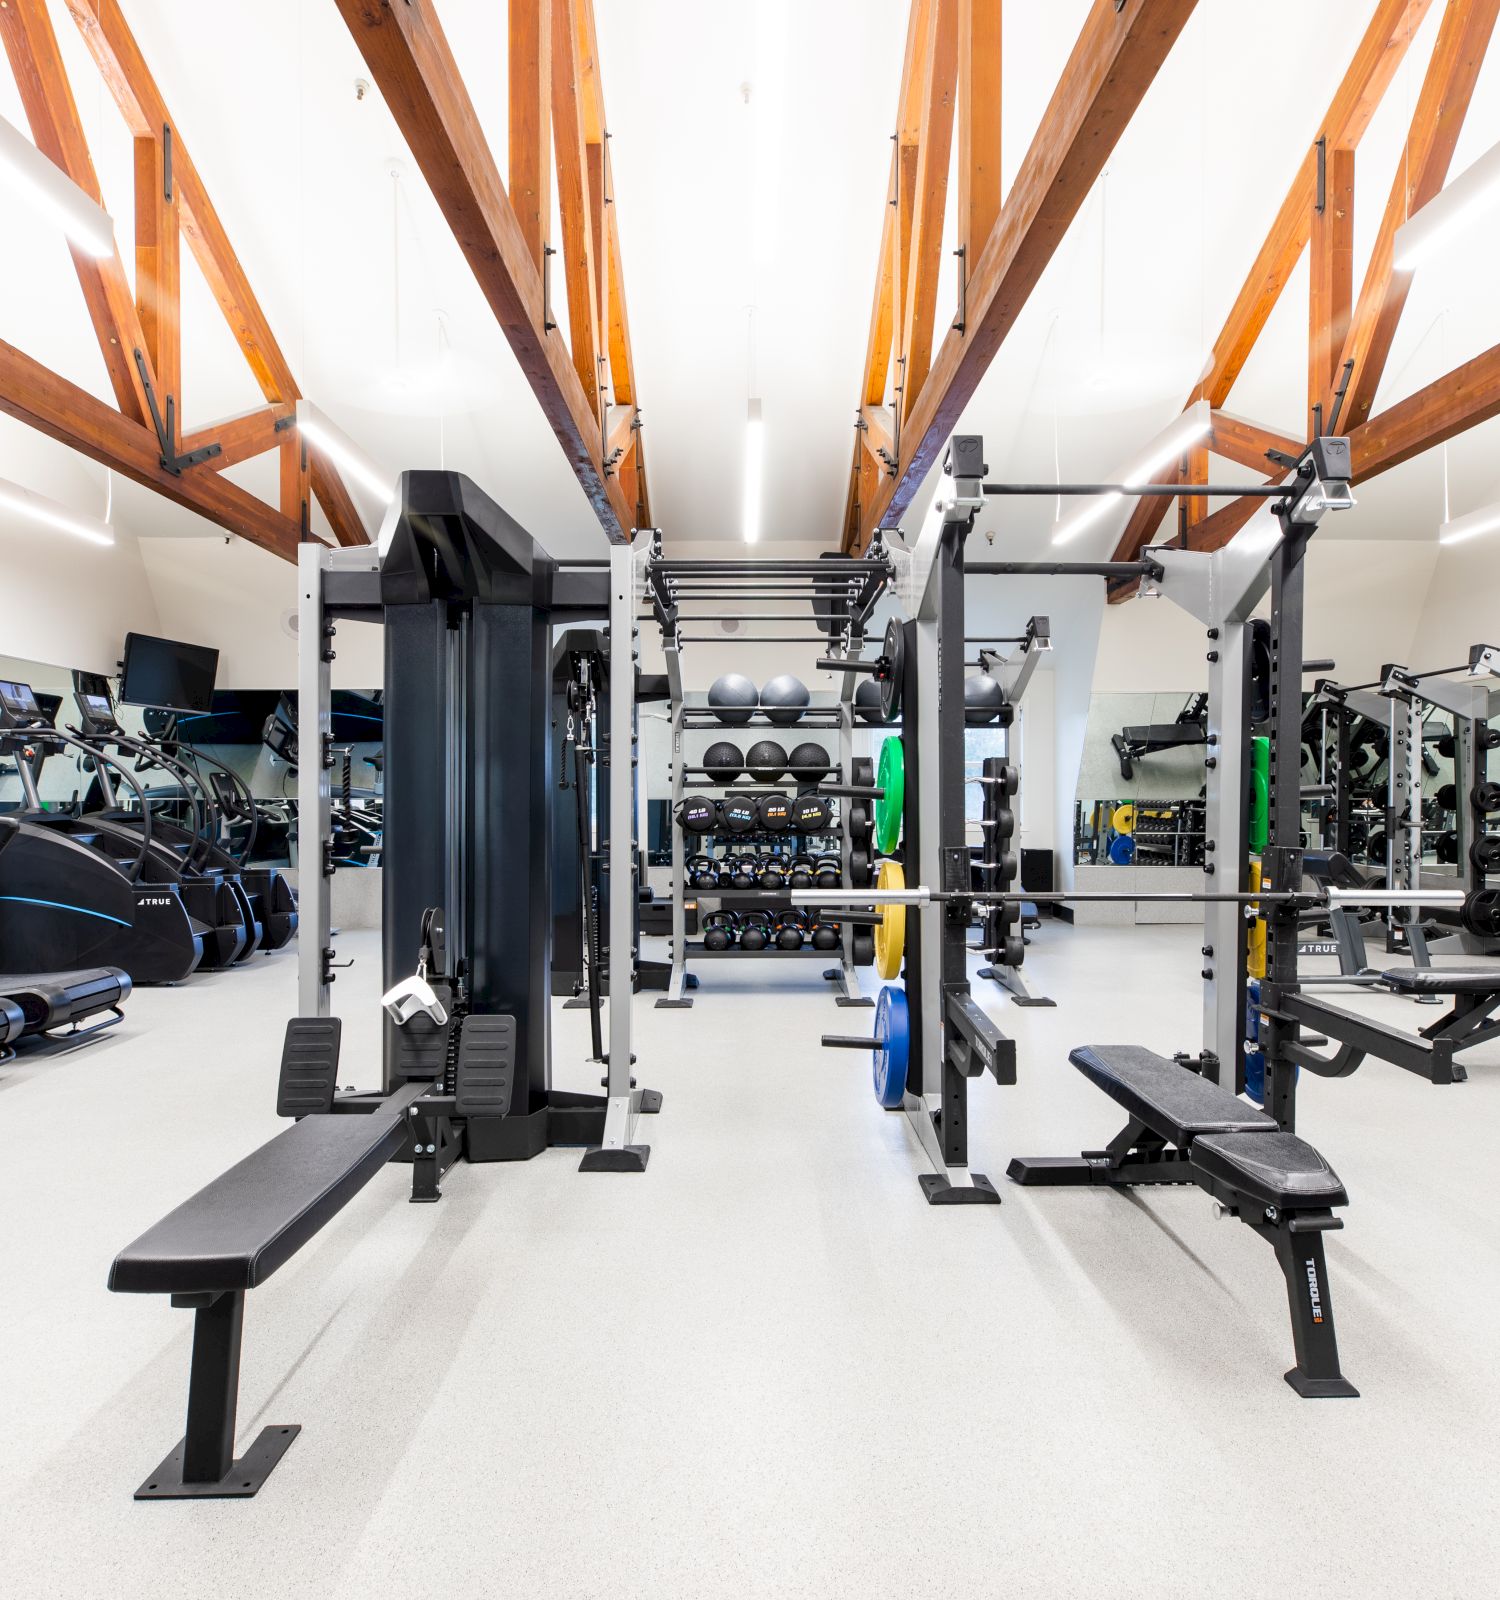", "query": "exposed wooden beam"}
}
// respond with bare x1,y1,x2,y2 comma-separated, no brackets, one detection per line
1350,340,1500,480
605,403,637,462
551,0,603,415
1111,343,1500,603
1199,0,1433,411
508,0,551,272
1335,0,1500,428
863,147,899,411
332,0,635,538
899,0,959,417
1308,143,1354,424
133,131,180,423
179,403,292,471
604,162,637,409
65,0,370,547
1,0,154,425
0,335,299,557
853,0,1198,552
1209,409,1302,472
1180,439,1208,531
957,0,1002,264
861,405,896,465
279,432,310,537
1109,0,1435,565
